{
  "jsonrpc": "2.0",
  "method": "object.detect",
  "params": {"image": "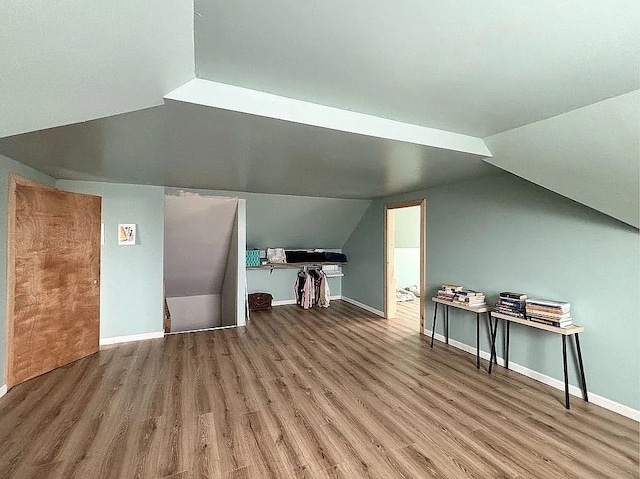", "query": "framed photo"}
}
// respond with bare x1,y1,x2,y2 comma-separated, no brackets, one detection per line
118,223,136,245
